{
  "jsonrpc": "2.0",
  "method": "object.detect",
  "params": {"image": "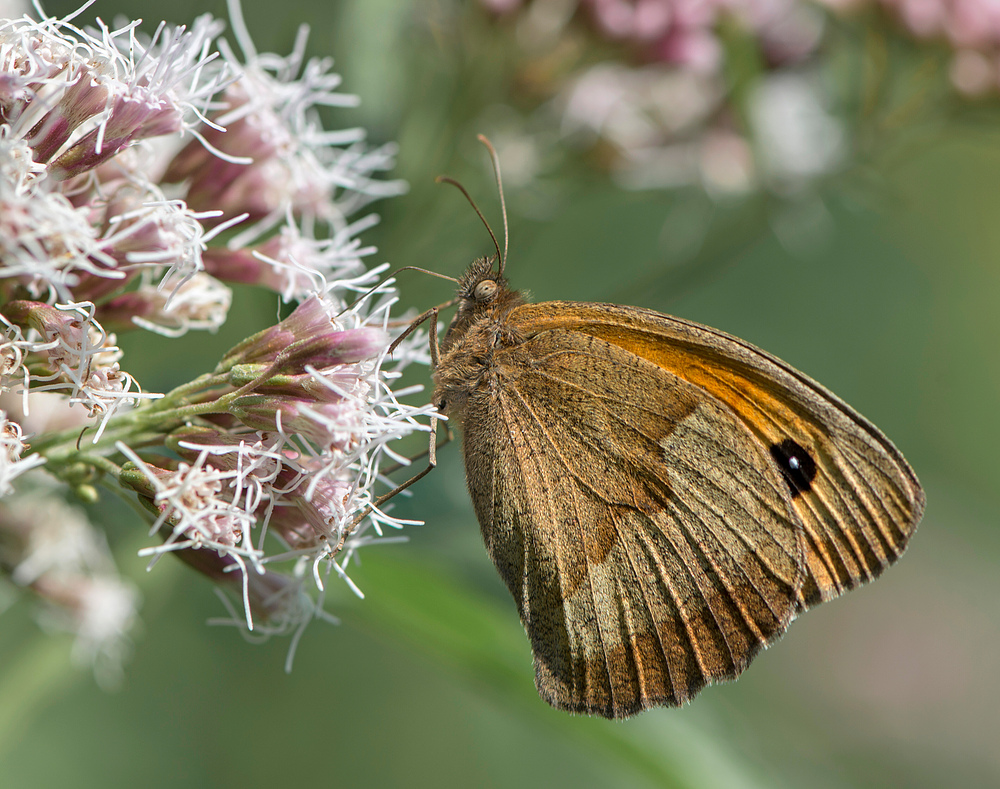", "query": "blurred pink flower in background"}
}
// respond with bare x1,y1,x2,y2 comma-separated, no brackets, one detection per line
480,0,1000,201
